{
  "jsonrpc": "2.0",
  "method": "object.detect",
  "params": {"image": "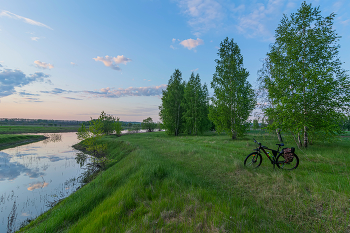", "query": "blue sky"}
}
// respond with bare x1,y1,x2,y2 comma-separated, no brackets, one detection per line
1,0,349,121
